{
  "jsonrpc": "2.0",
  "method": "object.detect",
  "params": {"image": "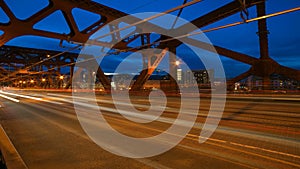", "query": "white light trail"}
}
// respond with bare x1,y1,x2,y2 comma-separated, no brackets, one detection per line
0,91,42,101
0,93,20,102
